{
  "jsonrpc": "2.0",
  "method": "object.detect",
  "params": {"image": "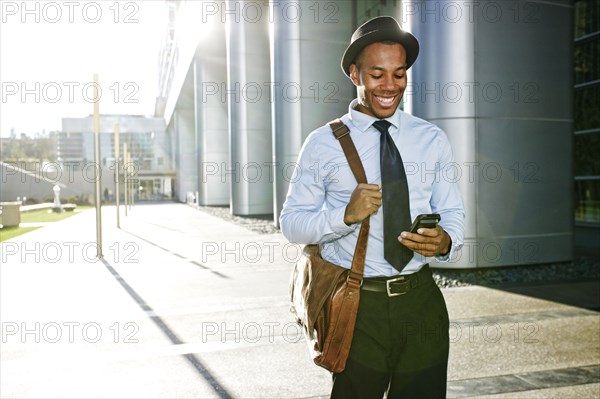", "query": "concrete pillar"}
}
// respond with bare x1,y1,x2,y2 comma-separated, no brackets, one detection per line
403,0,477,269
226,1,273,215
174,108,197,203
271,0,355,226
194,22,230,206
406,0,573,268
